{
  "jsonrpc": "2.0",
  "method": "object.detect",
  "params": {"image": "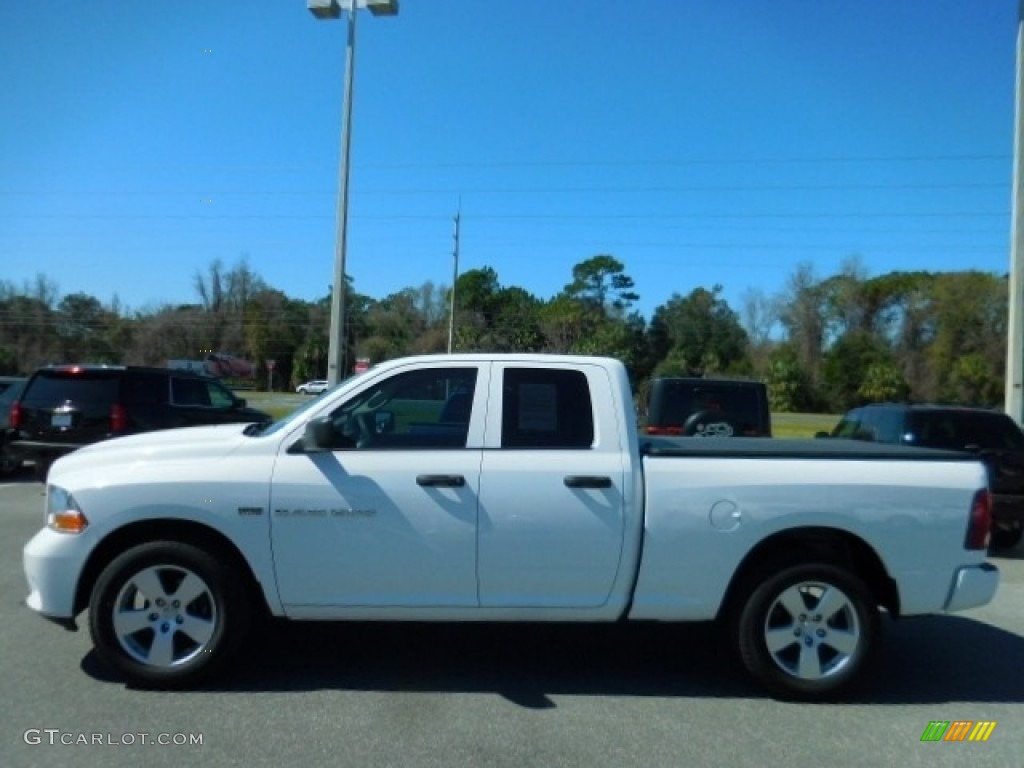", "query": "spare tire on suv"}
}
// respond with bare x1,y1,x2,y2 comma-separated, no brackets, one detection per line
644,377,772,438
8,365,272,480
